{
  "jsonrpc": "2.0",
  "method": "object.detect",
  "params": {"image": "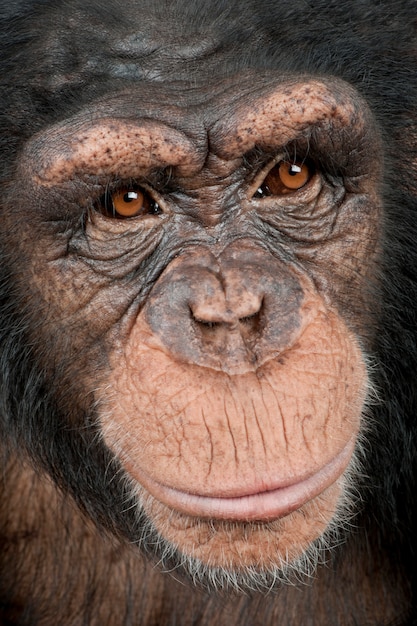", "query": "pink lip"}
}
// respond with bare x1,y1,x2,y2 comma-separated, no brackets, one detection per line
136,440,356,522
